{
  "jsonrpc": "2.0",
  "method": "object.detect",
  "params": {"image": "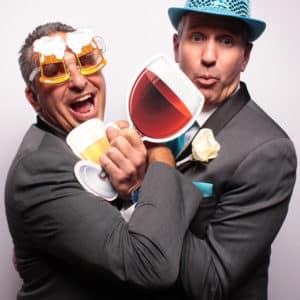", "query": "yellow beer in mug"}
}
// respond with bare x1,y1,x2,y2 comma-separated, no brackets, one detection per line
66,118,113,164
79,135,110,164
